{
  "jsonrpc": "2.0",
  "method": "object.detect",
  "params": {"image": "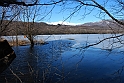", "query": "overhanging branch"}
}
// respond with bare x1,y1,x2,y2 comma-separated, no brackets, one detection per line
91,0,124,26
76,0,124,26
83,34,124,49
0,0,63,7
